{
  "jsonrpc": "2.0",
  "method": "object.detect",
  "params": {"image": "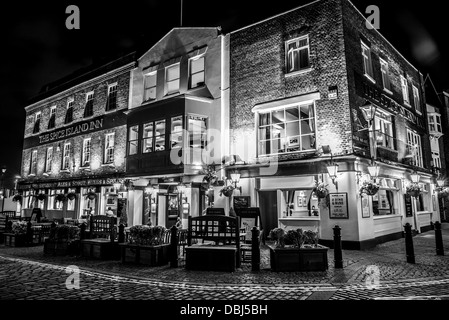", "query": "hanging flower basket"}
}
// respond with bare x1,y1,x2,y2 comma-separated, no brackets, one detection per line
359,181,380,196
86,191,97,200
313,181,329,199
12,194,23,204
406,184,422,198
36,193,47,201
55,193,66,203
67,192,76,201
219,185,235,198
